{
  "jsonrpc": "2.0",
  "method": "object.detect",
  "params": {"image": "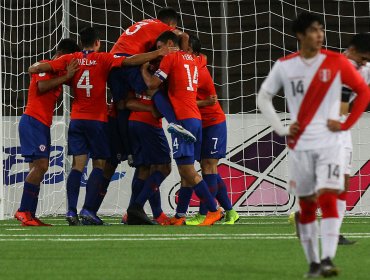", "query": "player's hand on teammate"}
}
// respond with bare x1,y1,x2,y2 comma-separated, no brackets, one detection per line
327,119,342,132
66,59,79,79
207,95,217,105
289,122,300,137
